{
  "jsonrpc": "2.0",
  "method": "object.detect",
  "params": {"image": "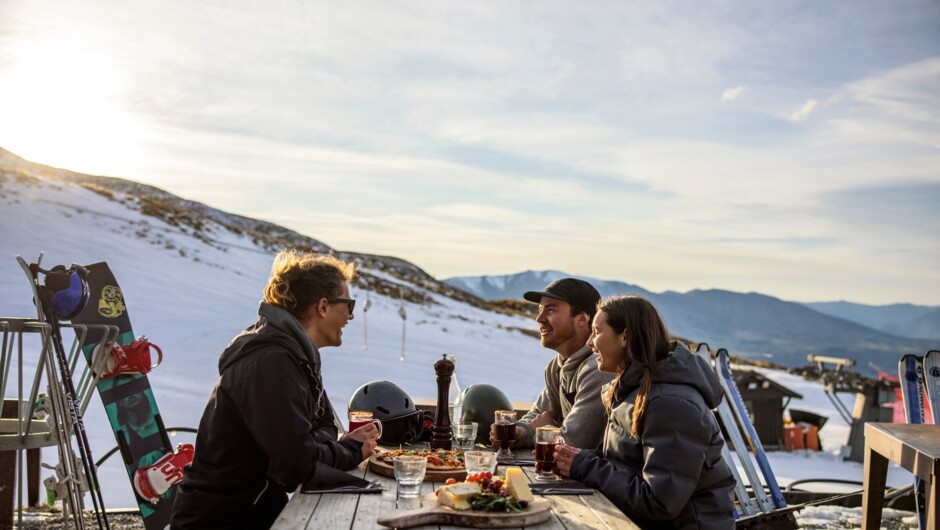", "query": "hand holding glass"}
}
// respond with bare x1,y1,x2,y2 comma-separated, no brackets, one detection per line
348,411,383,438
493,410,516,458
535,426,564,481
